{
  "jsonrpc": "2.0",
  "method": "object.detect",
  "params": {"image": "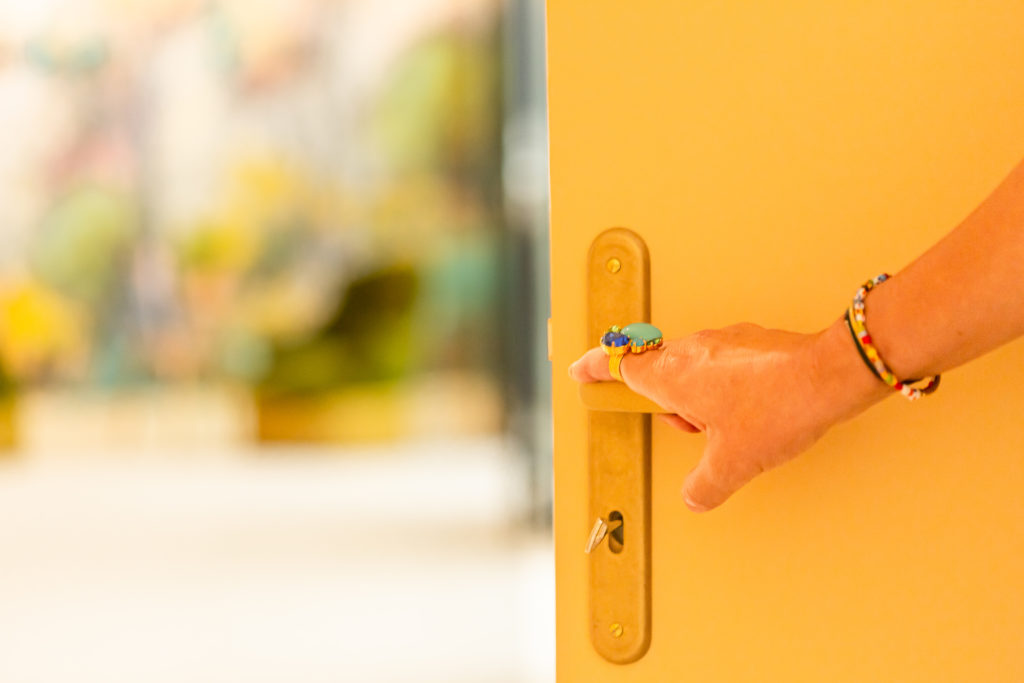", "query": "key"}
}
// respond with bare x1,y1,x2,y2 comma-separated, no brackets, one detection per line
585,517,609,553
585,515,625,553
